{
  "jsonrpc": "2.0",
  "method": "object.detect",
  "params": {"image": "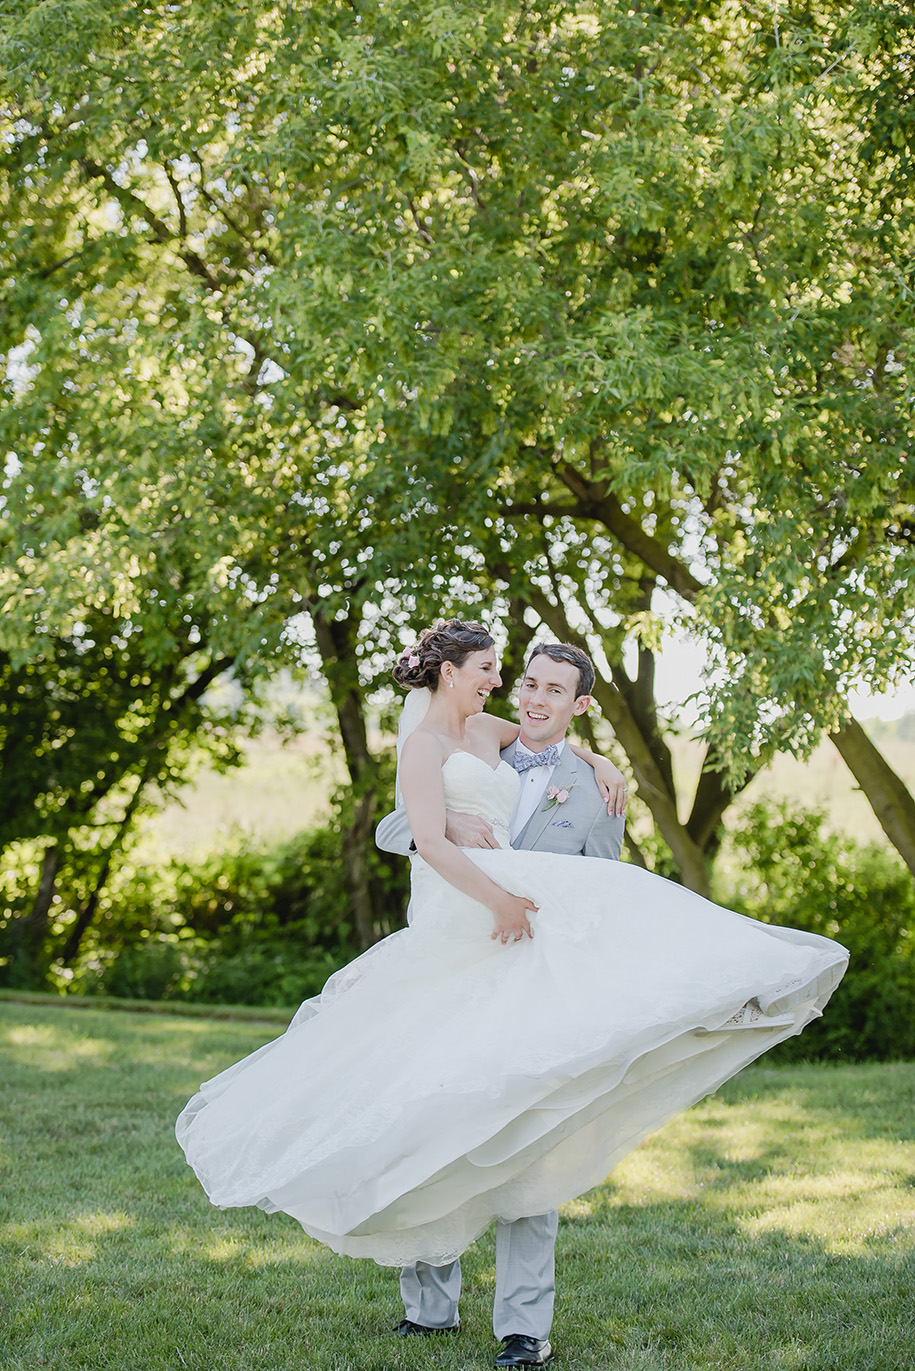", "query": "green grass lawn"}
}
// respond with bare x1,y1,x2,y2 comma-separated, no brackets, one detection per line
2,1002,913,1371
